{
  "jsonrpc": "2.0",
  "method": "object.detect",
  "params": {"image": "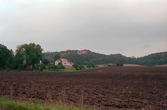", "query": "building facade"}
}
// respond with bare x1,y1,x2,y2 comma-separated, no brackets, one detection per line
55,58,74,67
